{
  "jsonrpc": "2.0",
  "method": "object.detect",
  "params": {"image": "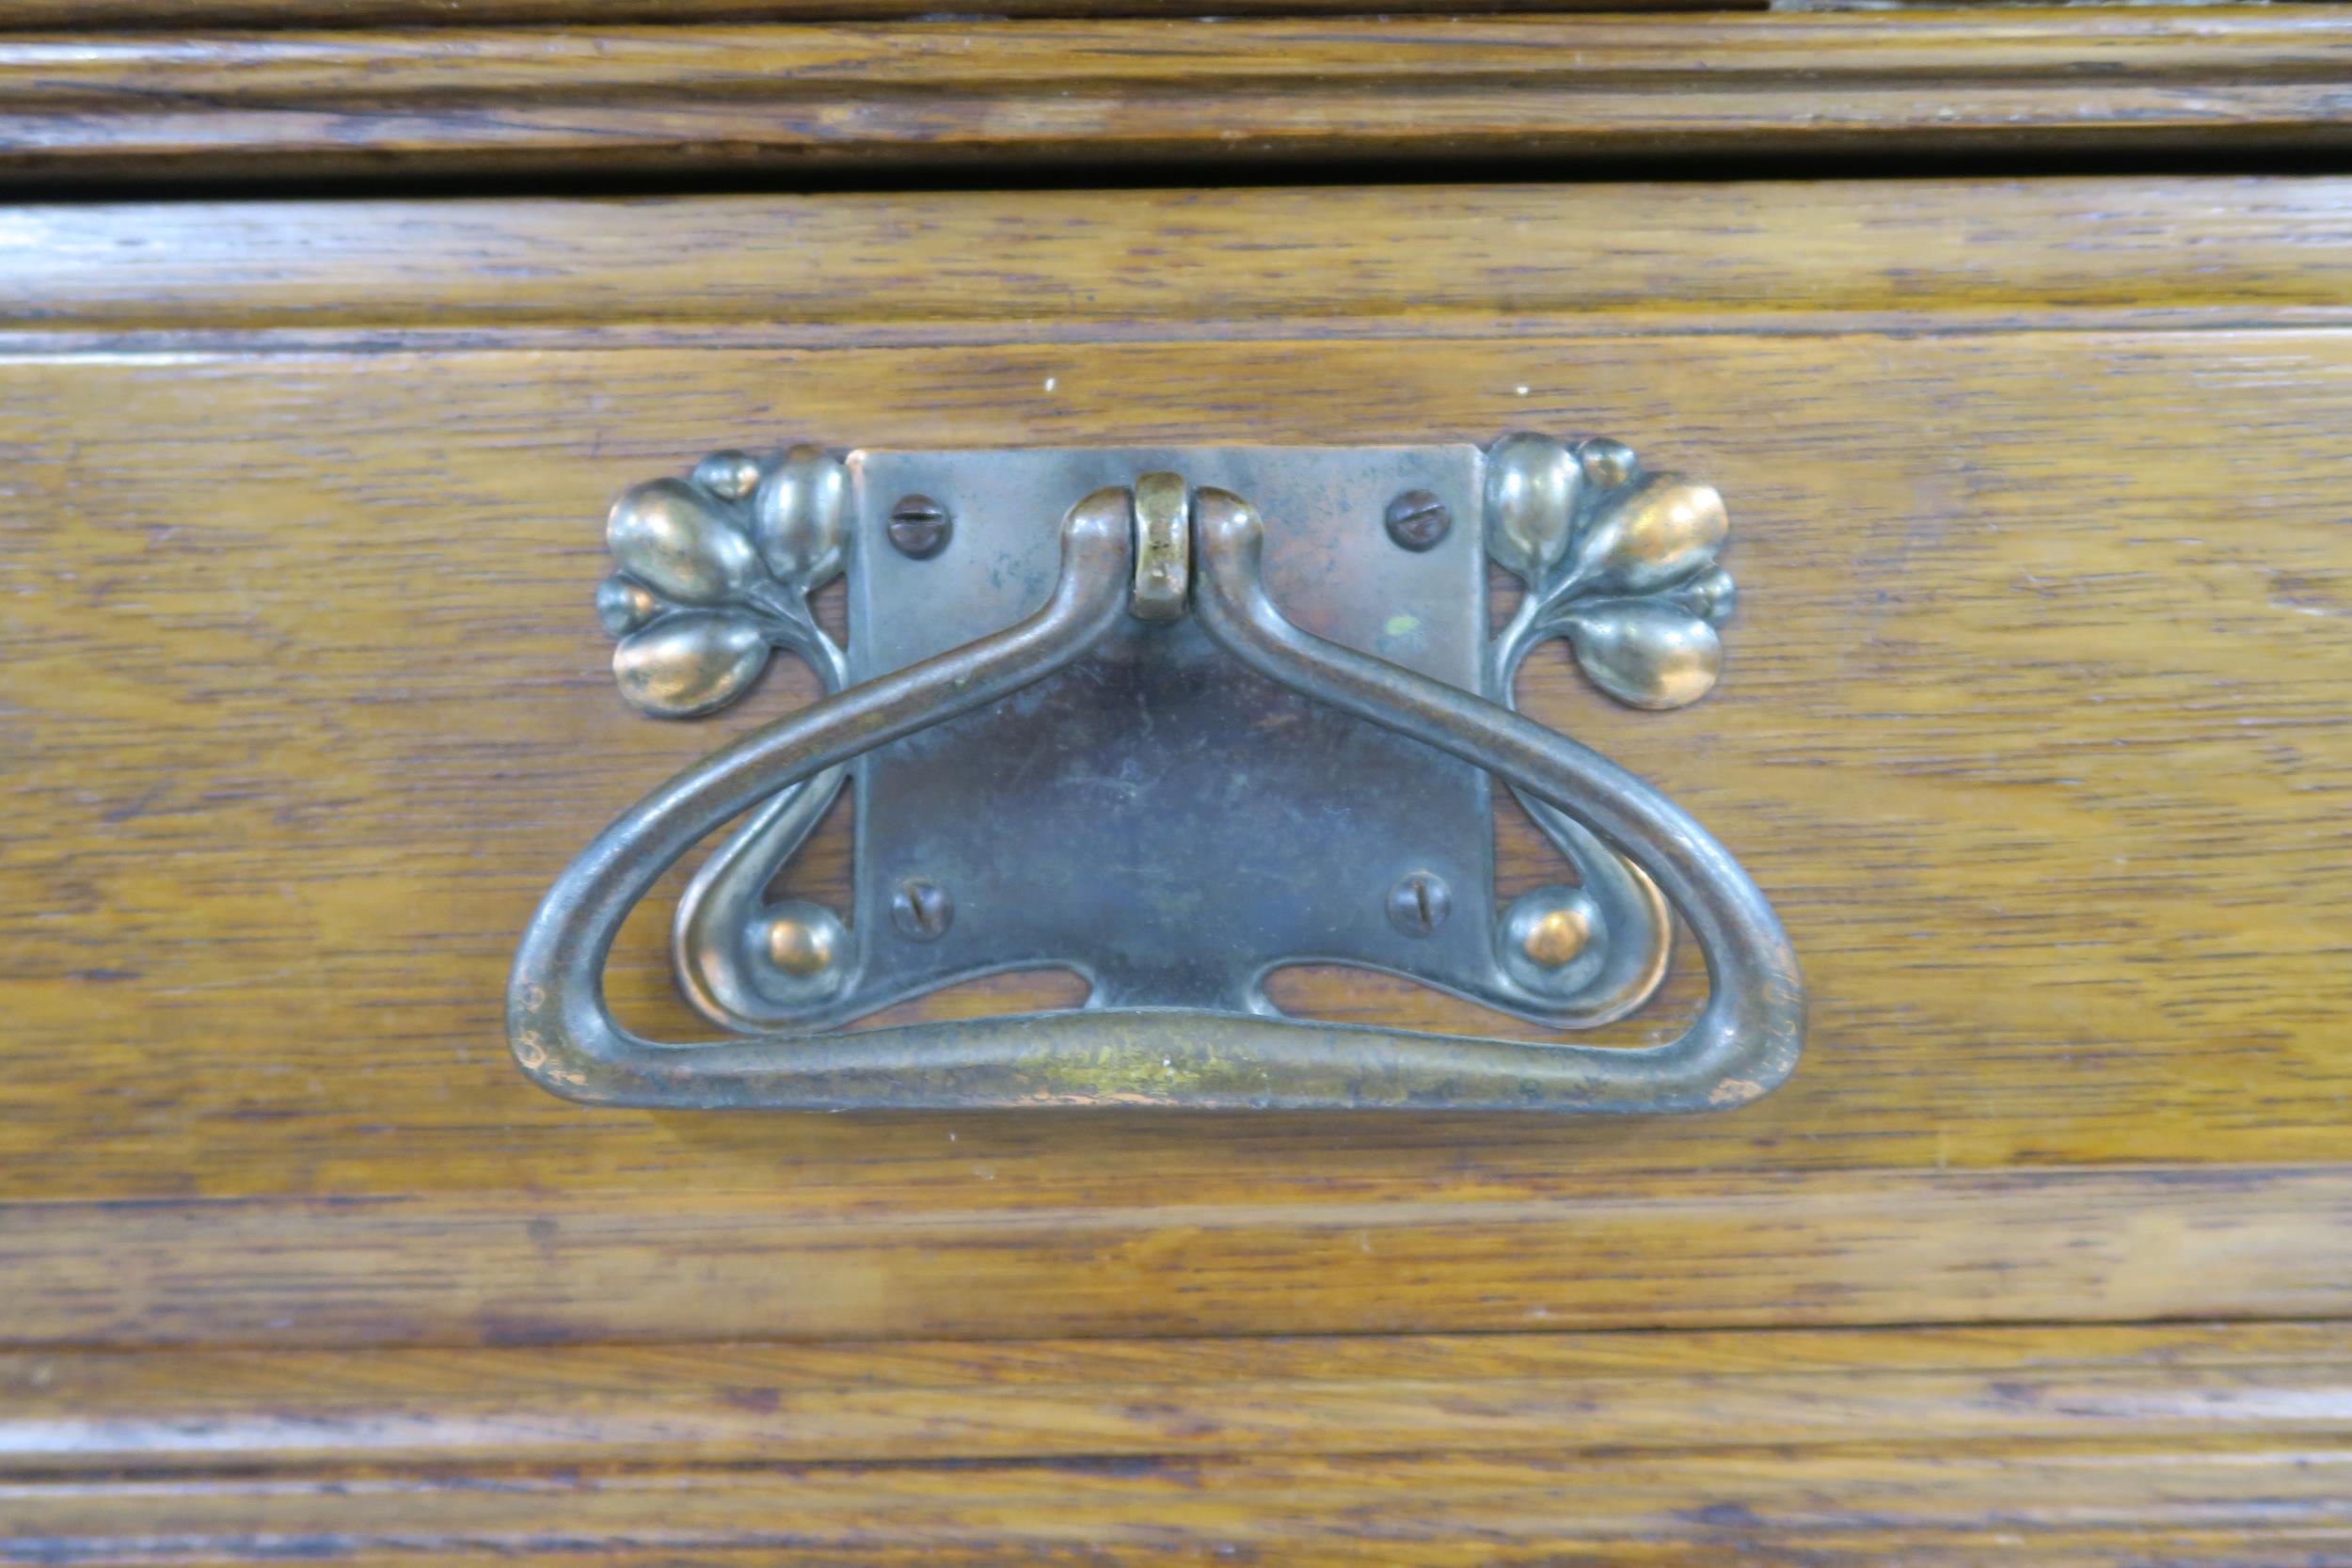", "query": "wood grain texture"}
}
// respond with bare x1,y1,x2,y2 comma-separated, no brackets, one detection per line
12,321,2352,1193
8,178,2352,341
5,1323,2352,1565
5,10,2352,183
0,0,1742,24
4,178,2352,1354
8,1441,2350,1567
10,1321,2351,1471
4,1335,2352,1560
8,1170,2352,1347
